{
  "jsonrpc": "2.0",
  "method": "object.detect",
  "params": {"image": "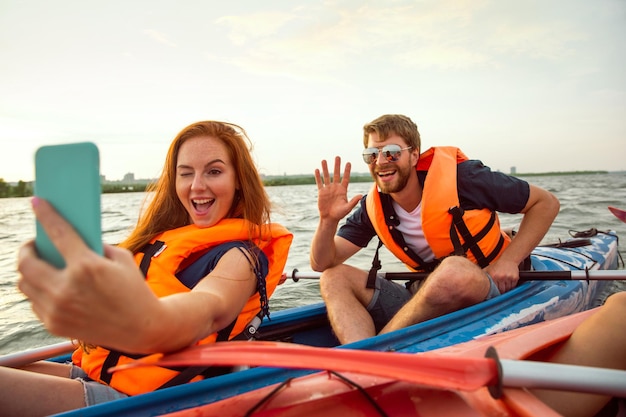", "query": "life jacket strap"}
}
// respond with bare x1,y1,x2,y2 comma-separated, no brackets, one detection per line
138,241,166,277
448,206,492,268
99,350,145,384
366,240,384,289
156,365,233,389
99,350,120,384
